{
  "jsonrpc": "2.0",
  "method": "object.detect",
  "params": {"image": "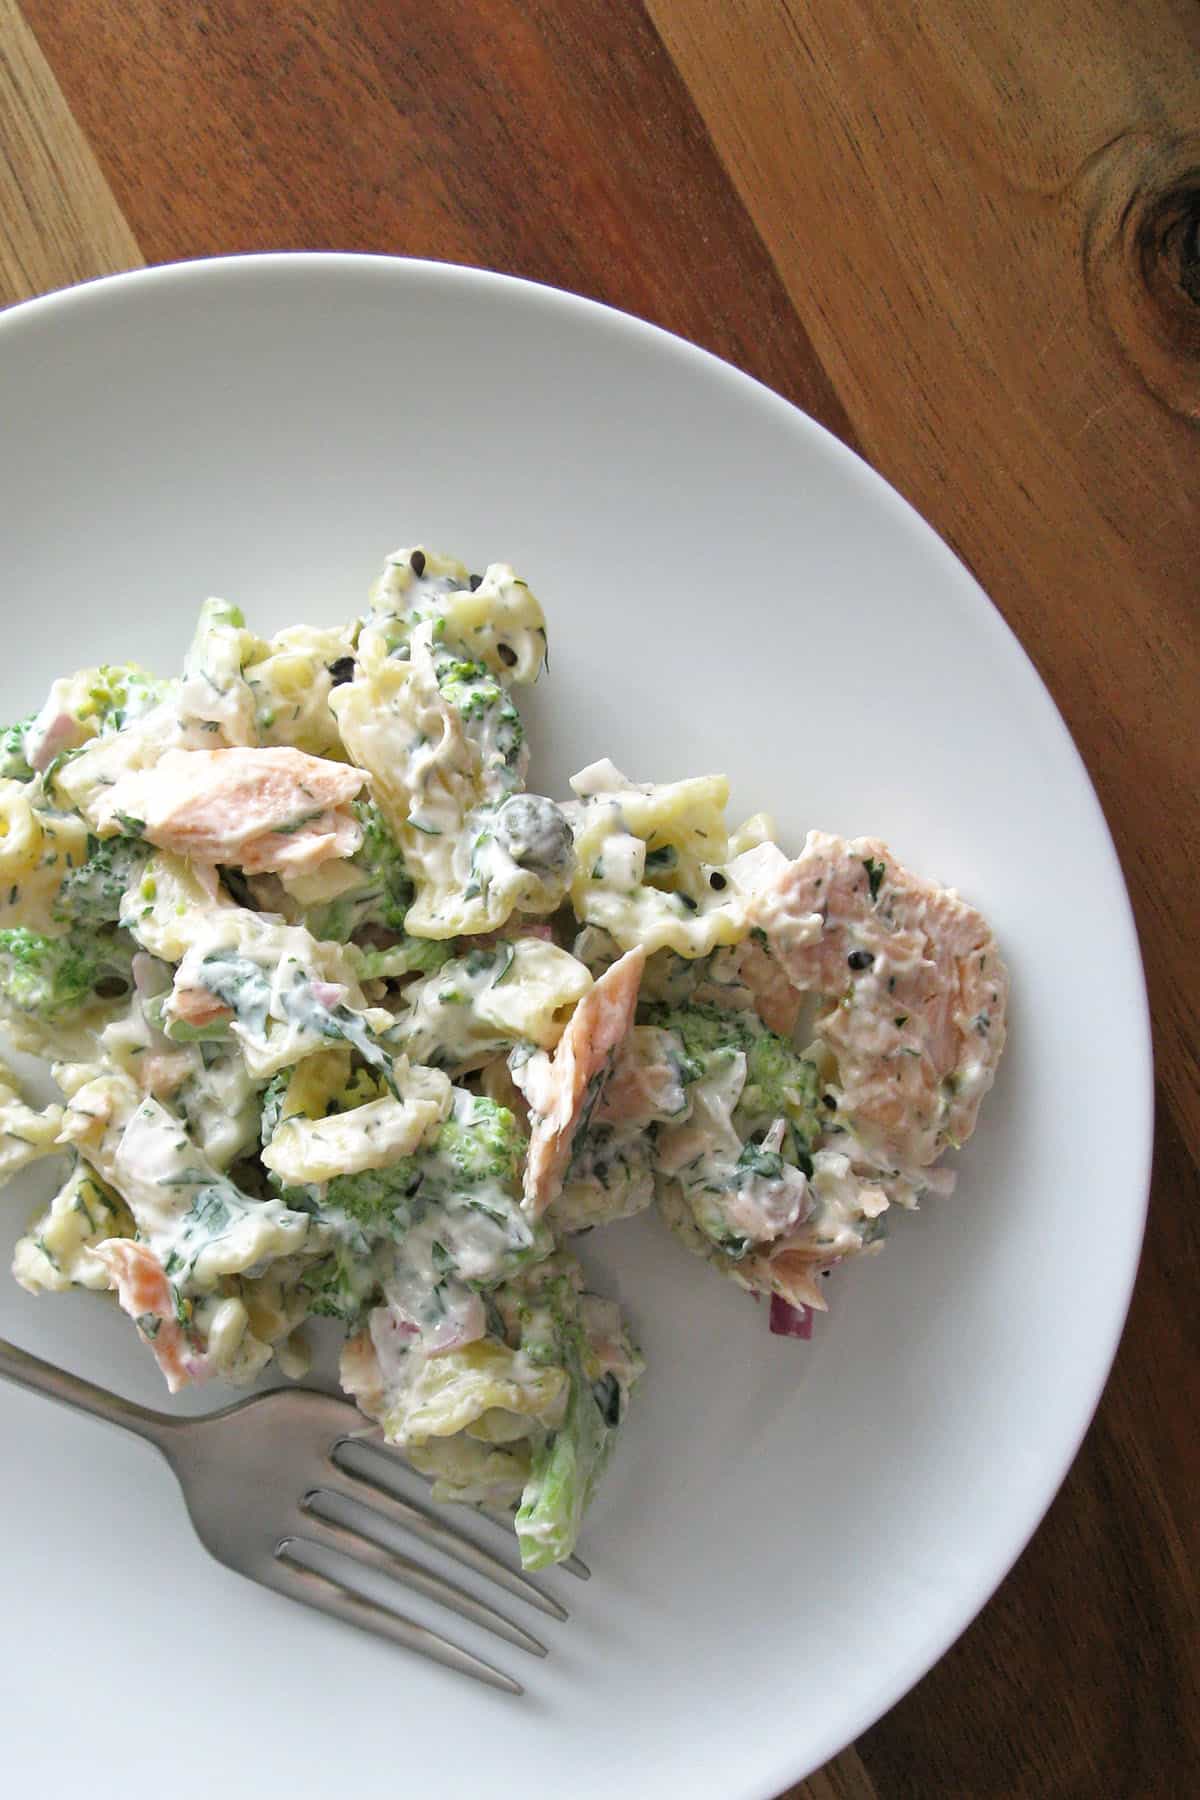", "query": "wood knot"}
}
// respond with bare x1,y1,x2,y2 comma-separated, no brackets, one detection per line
1082,134,1200,422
